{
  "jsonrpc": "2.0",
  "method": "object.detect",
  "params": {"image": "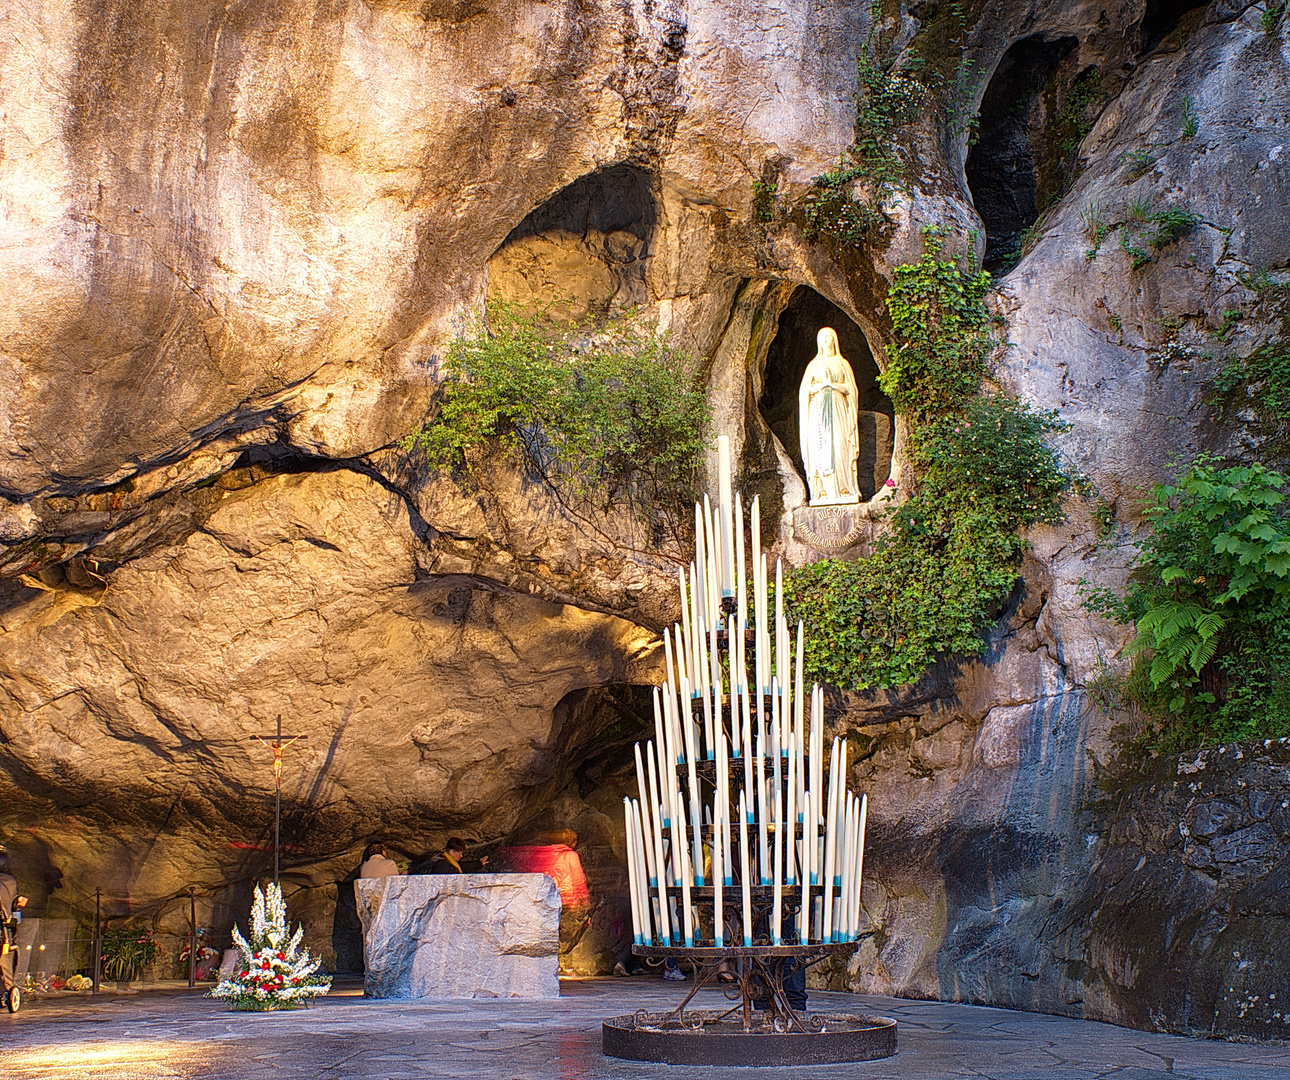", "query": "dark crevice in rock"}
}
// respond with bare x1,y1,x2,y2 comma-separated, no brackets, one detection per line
1138,0,1211,53
758,285,893,500
966,34,1078,274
